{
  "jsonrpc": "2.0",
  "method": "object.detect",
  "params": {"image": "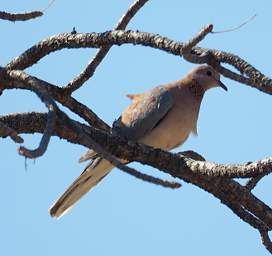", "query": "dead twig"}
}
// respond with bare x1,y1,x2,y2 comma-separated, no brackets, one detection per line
64,0,149,94
119,164,181,189
183,24,213,54
245,172,268,191
212,14,257,34
0,120,24,143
